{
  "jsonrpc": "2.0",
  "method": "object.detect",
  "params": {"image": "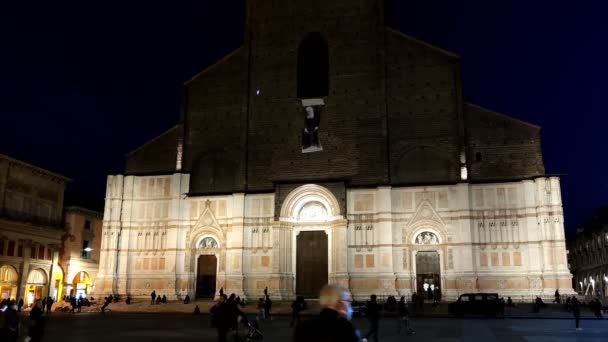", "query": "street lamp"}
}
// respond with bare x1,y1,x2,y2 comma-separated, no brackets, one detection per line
84,247,92,252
